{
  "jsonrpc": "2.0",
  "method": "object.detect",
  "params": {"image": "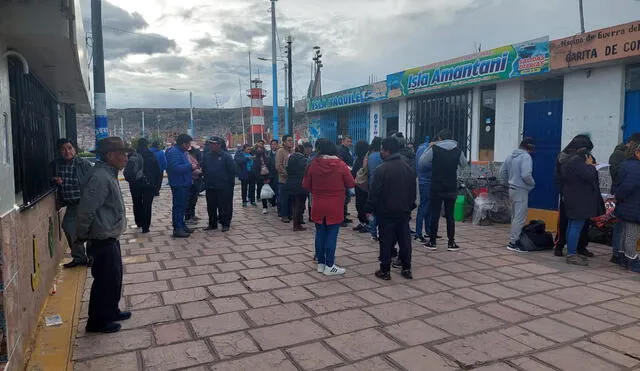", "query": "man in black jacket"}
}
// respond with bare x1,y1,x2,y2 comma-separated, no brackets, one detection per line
202,137,236,232
128,138,161,234
367,138,417,281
